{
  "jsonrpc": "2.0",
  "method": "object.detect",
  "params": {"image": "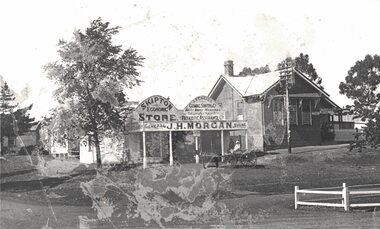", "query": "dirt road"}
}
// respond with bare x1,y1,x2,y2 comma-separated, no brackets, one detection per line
1,192,379,228
1,147,380,228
